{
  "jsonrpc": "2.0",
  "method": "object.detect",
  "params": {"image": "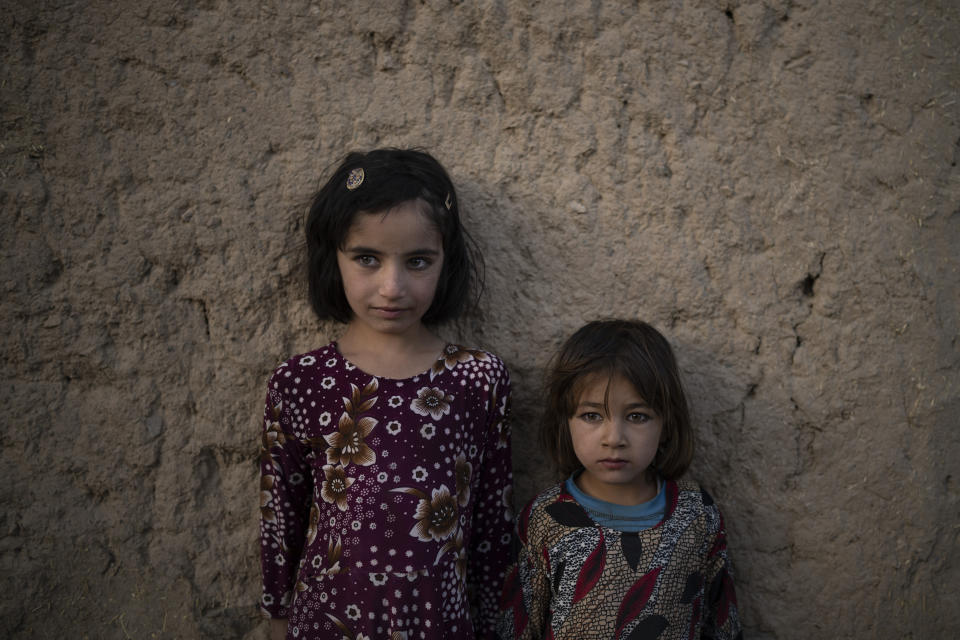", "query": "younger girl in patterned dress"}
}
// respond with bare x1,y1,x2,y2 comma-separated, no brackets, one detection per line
499,320,741,640
259,149,512,640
